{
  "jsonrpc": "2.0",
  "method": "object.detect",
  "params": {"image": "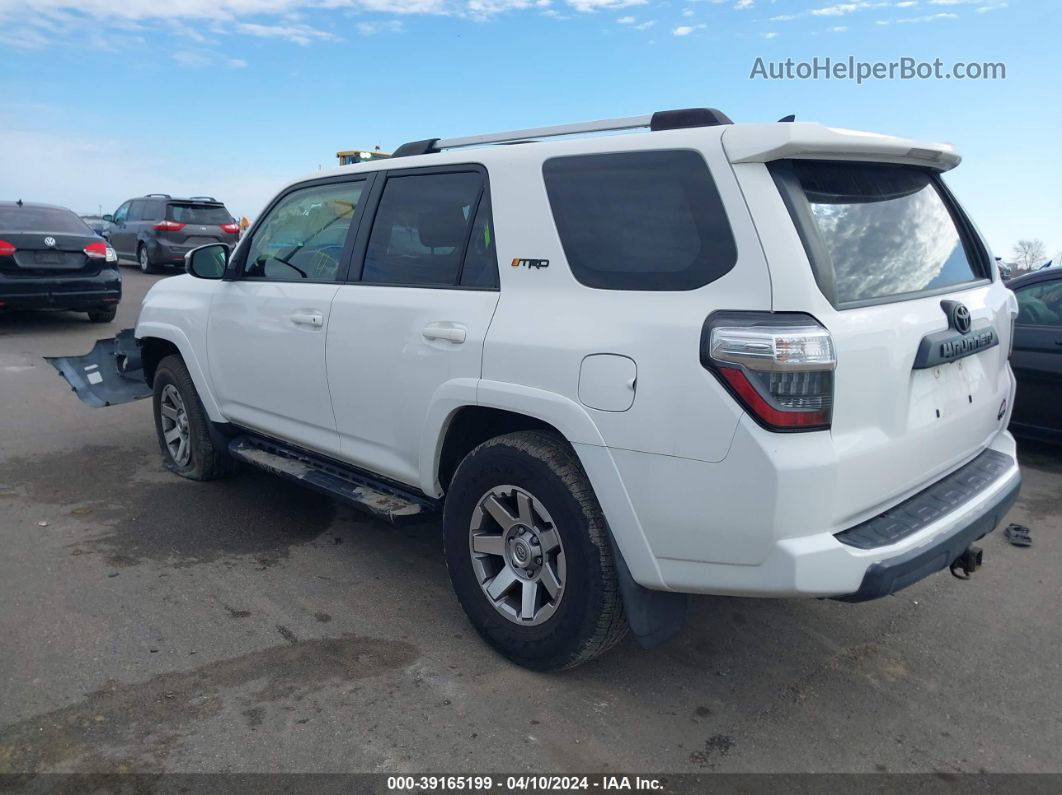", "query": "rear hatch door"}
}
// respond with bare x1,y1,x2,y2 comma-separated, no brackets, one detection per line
727,132,1013,527
162,202,237,248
